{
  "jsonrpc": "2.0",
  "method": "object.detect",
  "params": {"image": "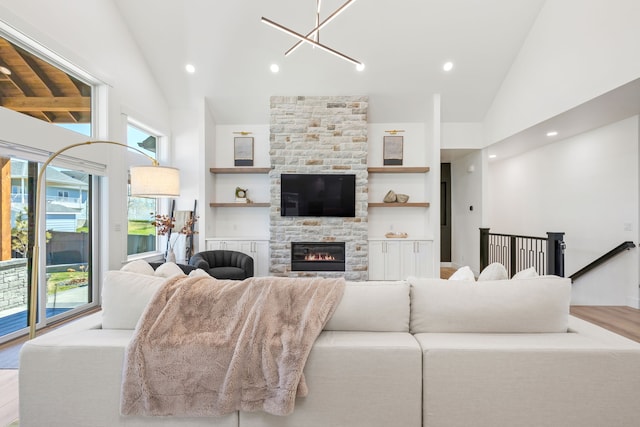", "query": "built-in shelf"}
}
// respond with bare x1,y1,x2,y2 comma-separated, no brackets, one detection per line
209,202,270,207
210,167,271,174
367,167,430,173
209,168,271,207
368,202,430,208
